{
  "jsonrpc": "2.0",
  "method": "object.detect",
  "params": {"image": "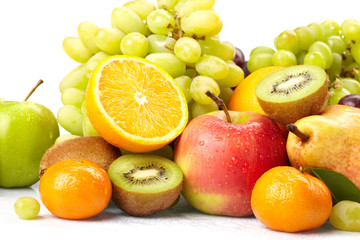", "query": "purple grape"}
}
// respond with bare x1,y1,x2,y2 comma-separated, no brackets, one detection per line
338,94,360,108
242,61,250,77
233,47,245,67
